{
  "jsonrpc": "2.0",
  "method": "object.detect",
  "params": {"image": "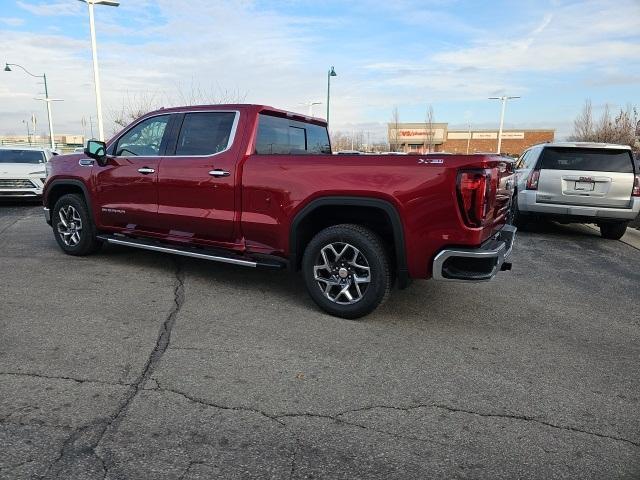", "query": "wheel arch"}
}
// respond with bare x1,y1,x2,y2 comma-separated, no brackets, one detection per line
45,179,94,224
289,196,409,288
